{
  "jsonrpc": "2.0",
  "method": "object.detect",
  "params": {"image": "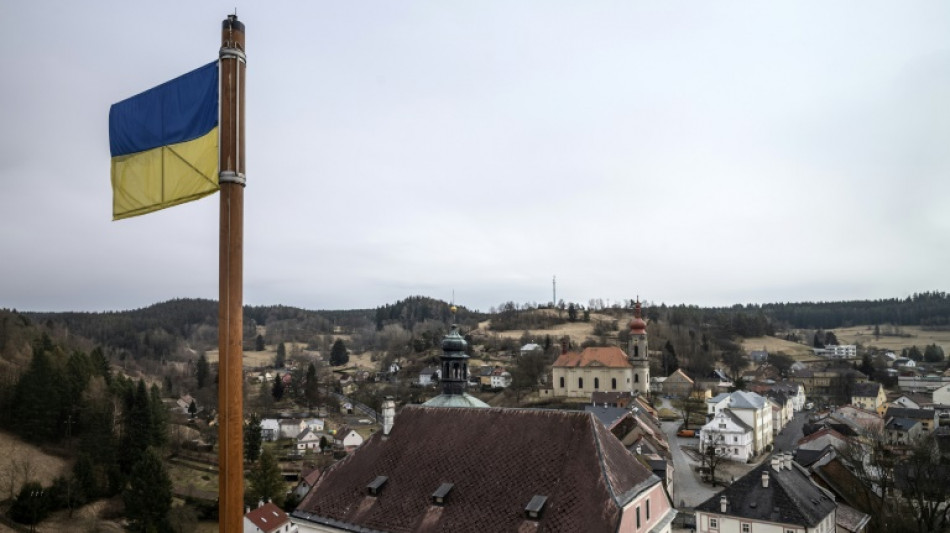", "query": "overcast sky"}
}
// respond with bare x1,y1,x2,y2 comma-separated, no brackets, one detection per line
1,2,948,313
